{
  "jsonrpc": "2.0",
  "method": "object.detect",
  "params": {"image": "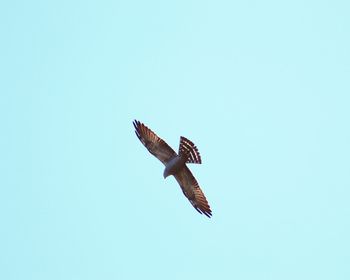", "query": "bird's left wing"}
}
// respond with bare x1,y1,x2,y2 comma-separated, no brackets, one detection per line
133,120,177,165
174,166,212,218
